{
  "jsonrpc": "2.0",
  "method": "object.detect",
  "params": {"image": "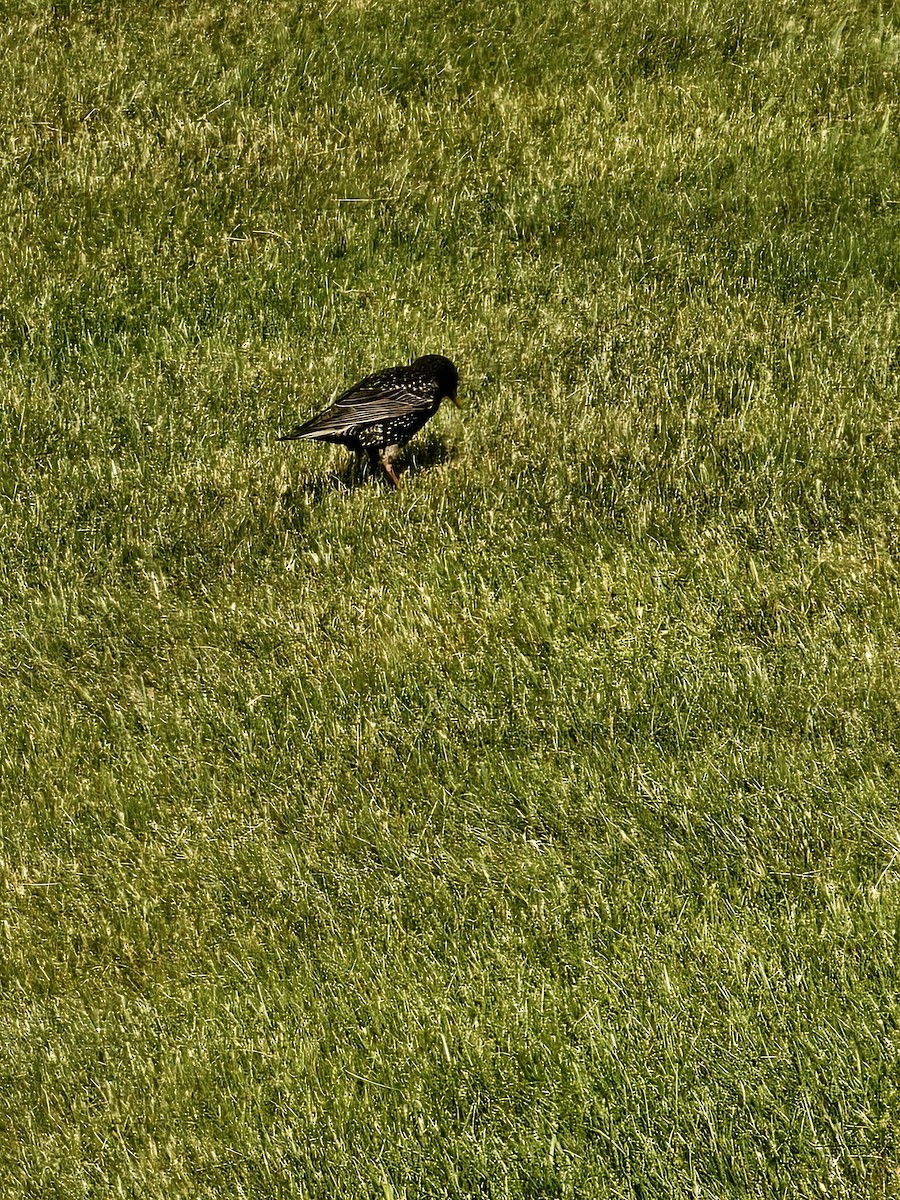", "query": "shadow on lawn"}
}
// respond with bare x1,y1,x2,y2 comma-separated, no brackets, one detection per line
282,434,455,504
